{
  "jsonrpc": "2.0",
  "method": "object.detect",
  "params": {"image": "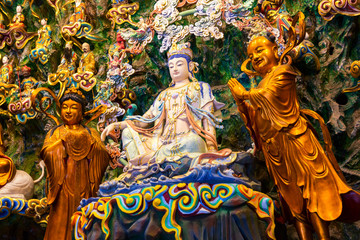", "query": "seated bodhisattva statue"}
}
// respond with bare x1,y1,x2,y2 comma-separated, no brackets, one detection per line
101,43,255,190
